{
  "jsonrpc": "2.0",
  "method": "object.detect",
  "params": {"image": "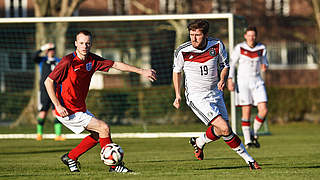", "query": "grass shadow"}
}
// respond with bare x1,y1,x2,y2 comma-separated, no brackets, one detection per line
0,149,70,155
